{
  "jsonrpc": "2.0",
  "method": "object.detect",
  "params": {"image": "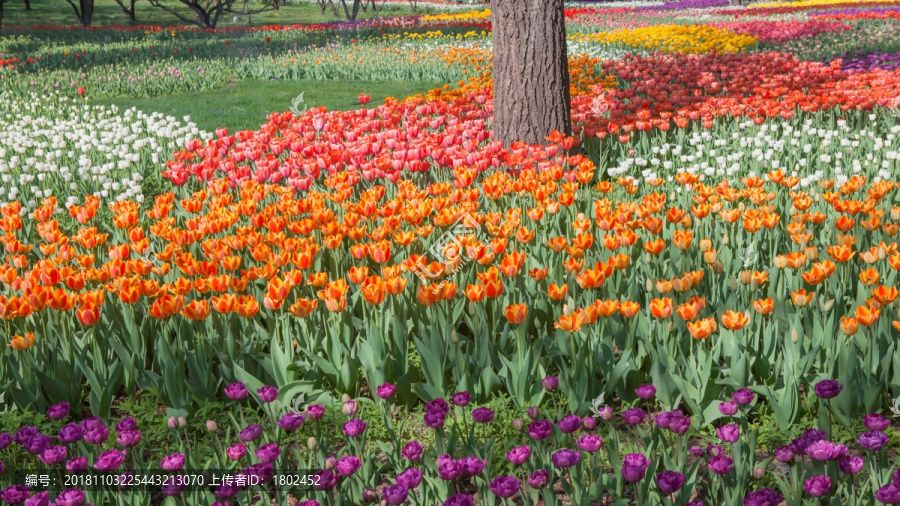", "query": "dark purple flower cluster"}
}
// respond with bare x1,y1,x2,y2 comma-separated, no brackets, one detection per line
838,51,900,72
424,398,451,428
